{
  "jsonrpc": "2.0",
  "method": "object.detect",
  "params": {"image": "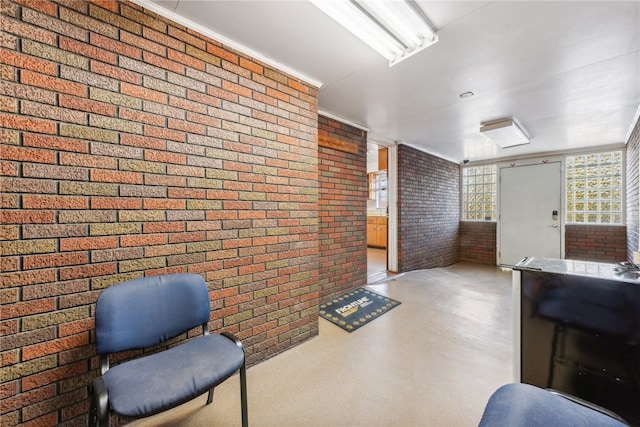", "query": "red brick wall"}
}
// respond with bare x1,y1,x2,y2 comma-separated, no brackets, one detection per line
565,224,627,262
0,1,319,425
317,116,368,301
460,223,629,266
627,119,640,262
460,221,496,265
397,145,460,271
